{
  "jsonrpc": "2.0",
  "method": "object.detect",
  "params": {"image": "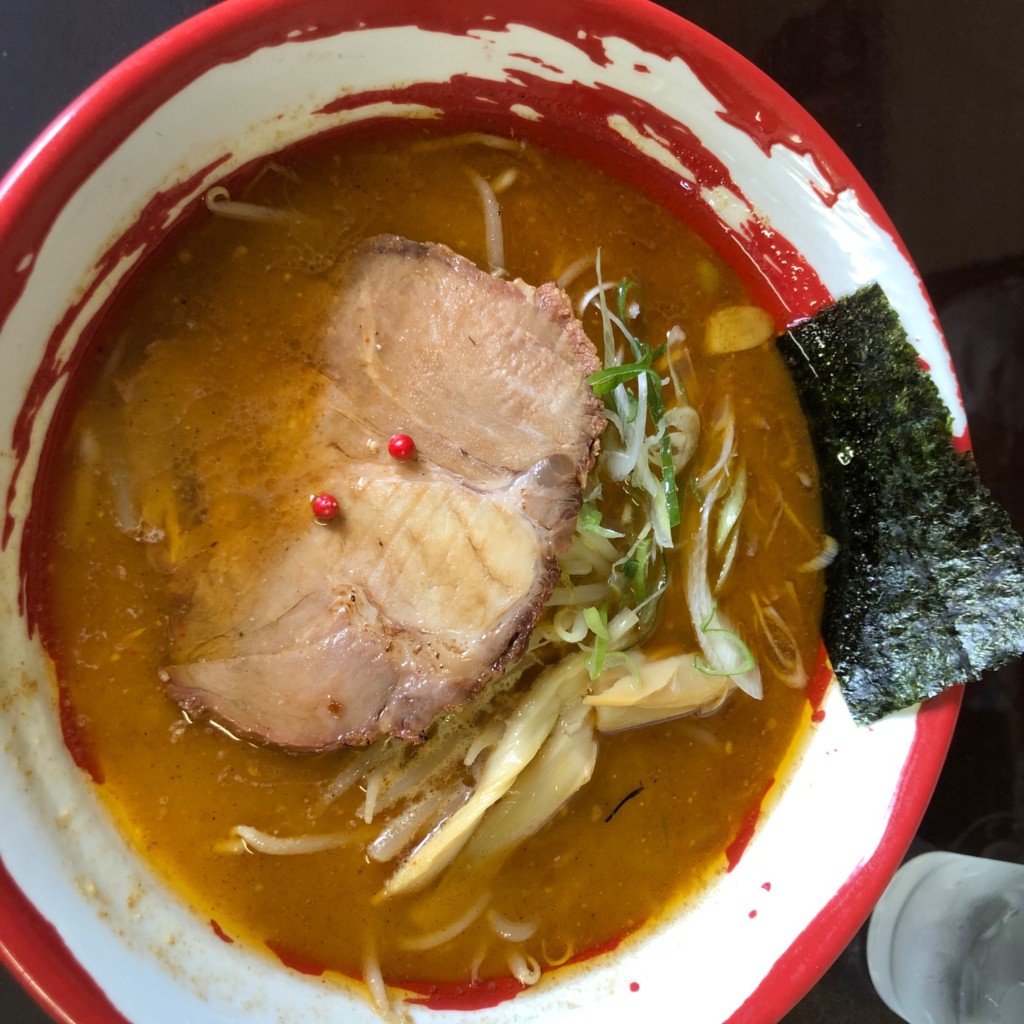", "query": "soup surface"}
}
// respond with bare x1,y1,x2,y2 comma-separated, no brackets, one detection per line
38,130,825,993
